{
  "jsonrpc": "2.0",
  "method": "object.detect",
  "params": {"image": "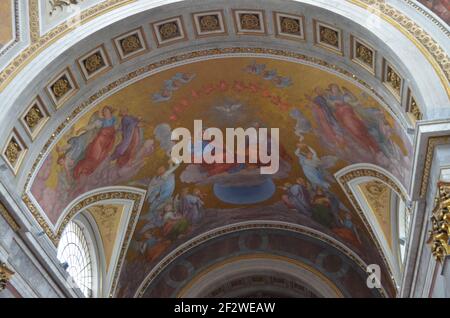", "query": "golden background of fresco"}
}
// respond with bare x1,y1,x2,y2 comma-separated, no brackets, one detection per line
41,57,408,210
0,1,13,46
359,181,393,249
89,204,125,269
